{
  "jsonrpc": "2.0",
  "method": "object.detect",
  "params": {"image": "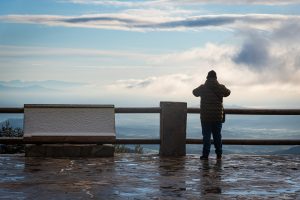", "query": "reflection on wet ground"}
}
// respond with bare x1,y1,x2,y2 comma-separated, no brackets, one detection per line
0,154,299,199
